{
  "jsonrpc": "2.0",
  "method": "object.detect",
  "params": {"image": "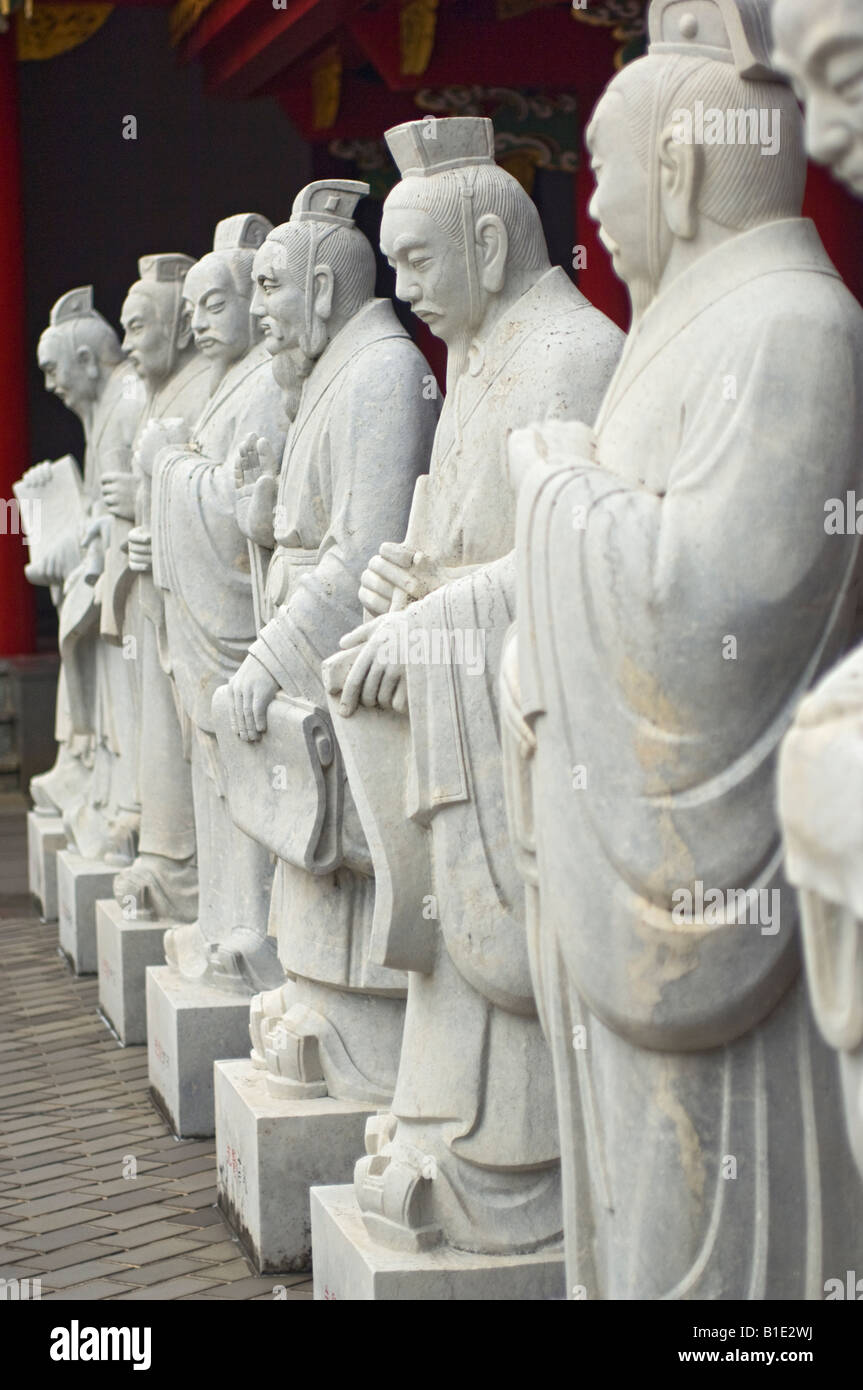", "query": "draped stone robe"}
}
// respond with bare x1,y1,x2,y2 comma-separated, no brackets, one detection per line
334,267,622,1251
513,219,863,1297
246,298,438,1067
118,354,211,918
151,343,287,946
53,362,143,857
